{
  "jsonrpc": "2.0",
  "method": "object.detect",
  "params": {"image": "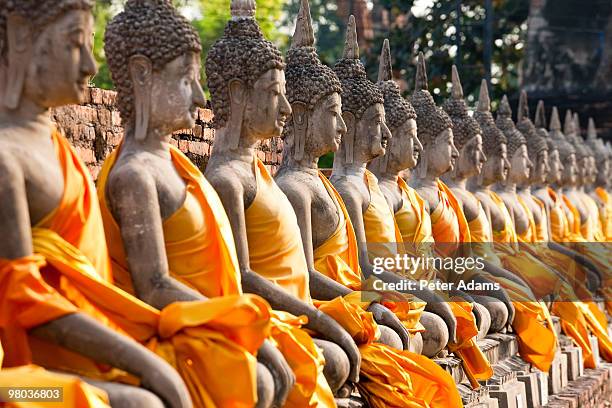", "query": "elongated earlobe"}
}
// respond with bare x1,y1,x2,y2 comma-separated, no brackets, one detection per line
4,15,32,109
292,102,307,160
228,78,247,150
342,111,356,164
129,55,153,141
